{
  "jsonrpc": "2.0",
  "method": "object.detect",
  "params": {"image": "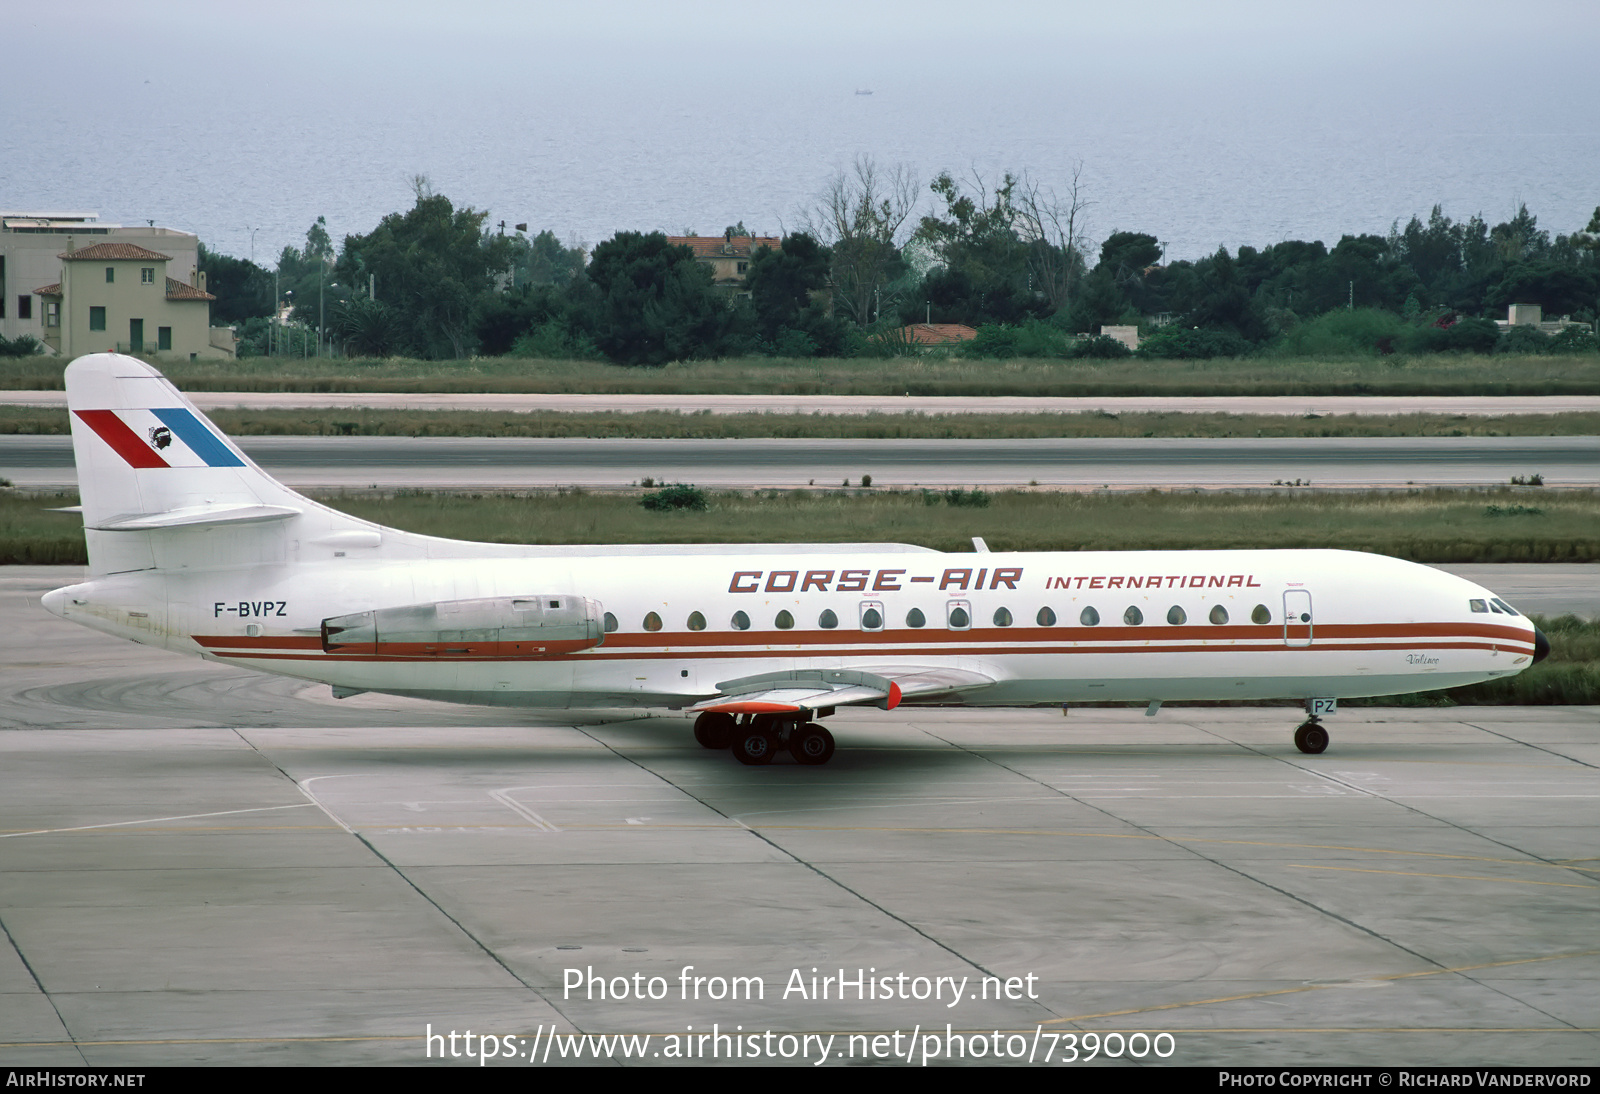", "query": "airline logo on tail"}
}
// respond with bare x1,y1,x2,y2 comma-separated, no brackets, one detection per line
74,407,245,469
